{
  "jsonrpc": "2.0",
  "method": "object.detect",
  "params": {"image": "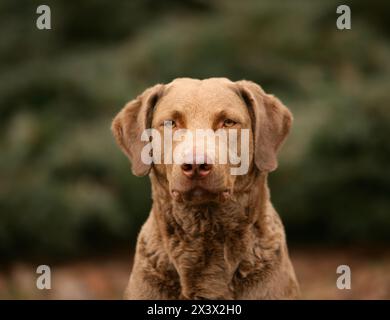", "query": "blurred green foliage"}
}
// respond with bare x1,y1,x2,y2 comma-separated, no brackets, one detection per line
0,0,389,260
